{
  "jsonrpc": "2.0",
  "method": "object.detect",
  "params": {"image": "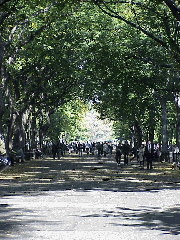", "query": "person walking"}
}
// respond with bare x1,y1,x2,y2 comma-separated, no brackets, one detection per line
145,140,154,170
78,142,83,157
116,143,122,165
96,142,102,157
85,141,90,155
122,141,130,165
173,145,179,162
103,142,108,157
138,144,145,168
57,140,63,160
52,143,58,159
